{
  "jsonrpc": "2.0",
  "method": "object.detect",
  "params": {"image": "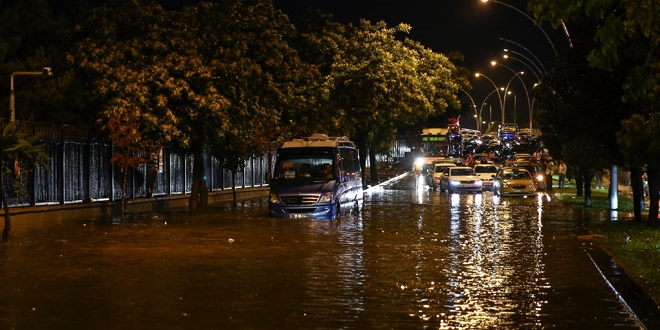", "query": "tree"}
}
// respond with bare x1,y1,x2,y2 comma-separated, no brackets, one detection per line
71,0,229,213
0,121,50,242
618,114,660,226
290,9,352,137
532,22,626,206
182,0,307,206
327,20,462,185
105,113,160,220
530,0,660,224
71,0,304,212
